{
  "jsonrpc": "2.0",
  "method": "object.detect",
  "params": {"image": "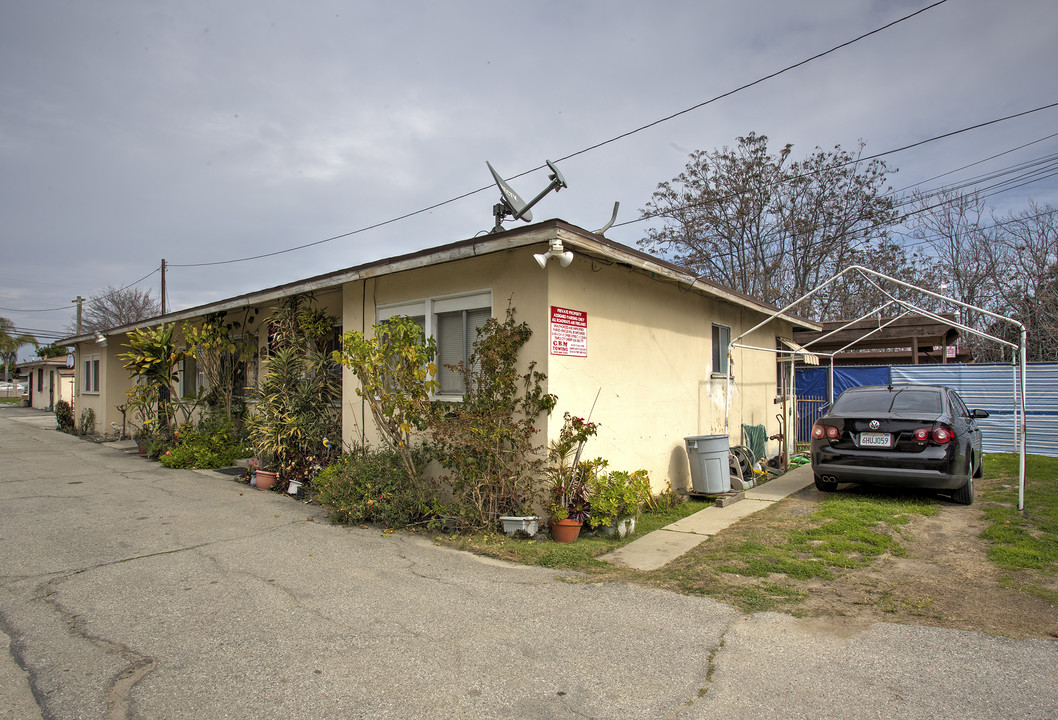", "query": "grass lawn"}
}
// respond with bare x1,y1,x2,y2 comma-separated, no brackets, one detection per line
436,454,1058,615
